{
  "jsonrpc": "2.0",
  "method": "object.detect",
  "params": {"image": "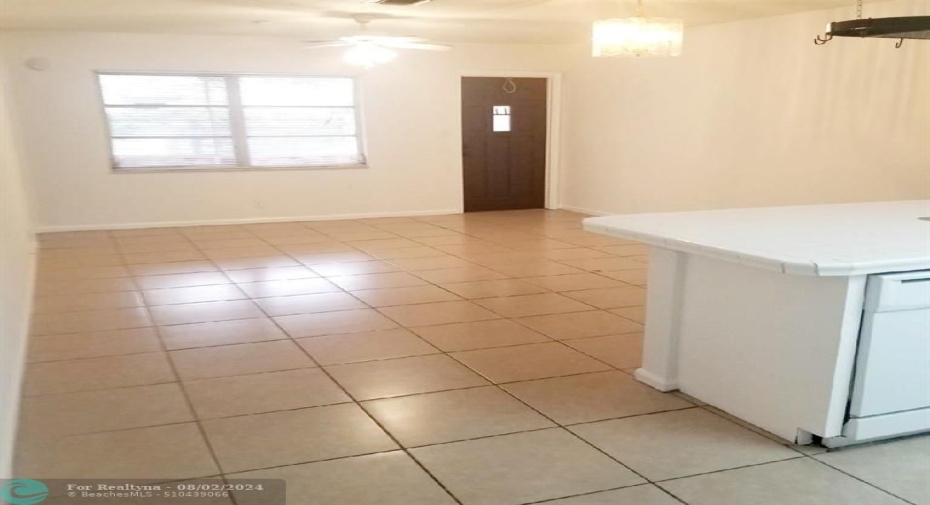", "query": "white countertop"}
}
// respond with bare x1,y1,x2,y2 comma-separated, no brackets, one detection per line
584,200,930,276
